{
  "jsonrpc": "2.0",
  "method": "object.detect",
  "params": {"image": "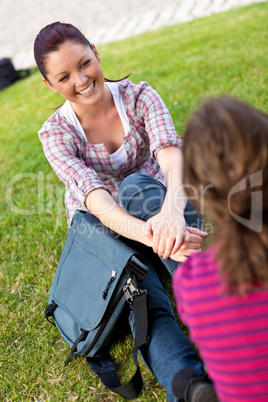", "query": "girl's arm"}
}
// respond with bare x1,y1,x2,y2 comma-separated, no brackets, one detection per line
85,188,153,247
